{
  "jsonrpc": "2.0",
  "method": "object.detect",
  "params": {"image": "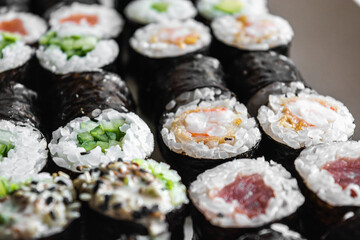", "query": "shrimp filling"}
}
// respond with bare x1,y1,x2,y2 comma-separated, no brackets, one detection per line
0,18,27,36
279,97,338,131
170,107,242,147
60,13,99,26
150,27,200,49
